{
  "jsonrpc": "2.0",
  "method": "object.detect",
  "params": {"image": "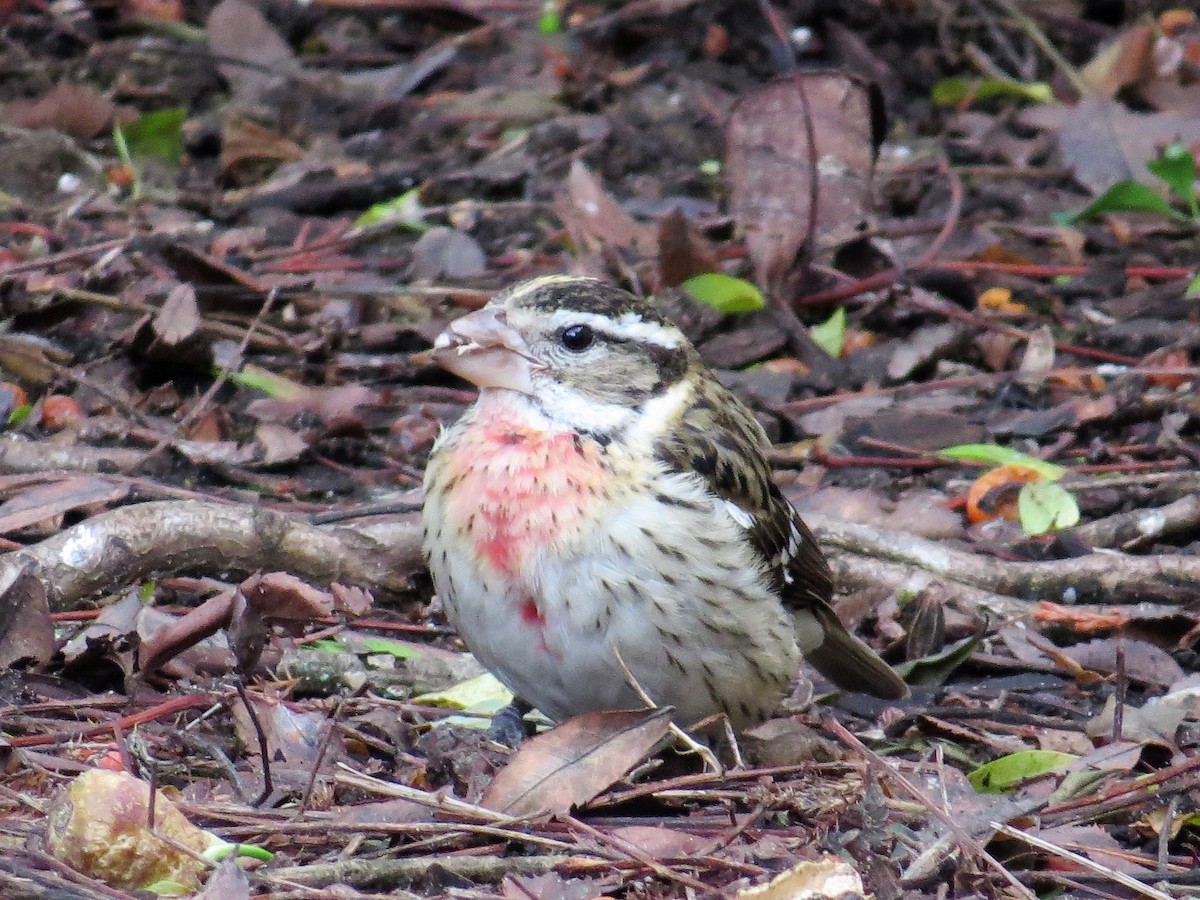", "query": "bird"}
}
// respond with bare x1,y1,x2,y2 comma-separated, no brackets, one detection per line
421,275,907,736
